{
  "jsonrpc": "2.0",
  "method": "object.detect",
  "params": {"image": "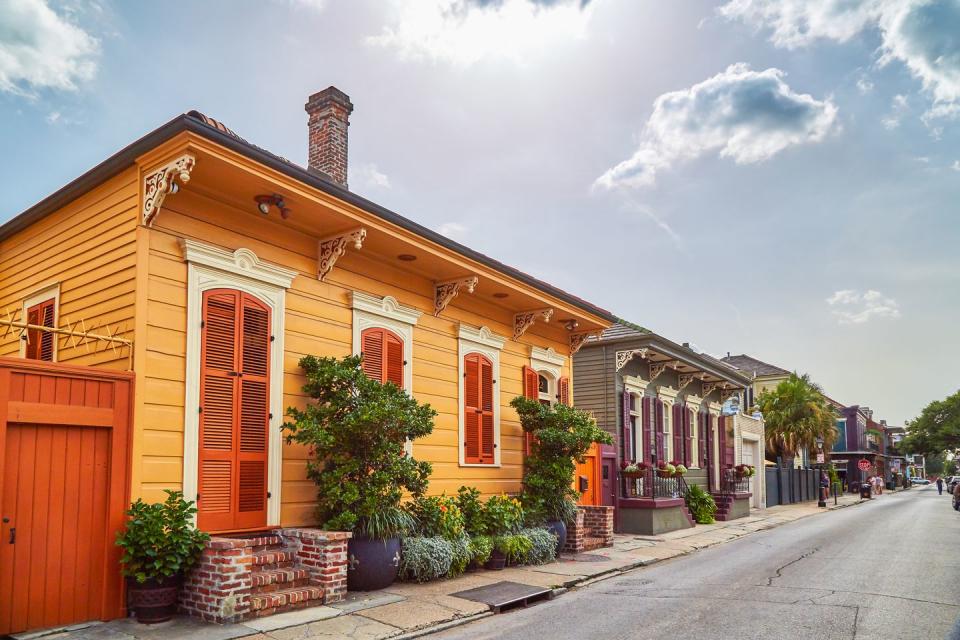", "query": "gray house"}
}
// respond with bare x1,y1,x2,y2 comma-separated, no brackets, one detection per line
573,322,761,534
